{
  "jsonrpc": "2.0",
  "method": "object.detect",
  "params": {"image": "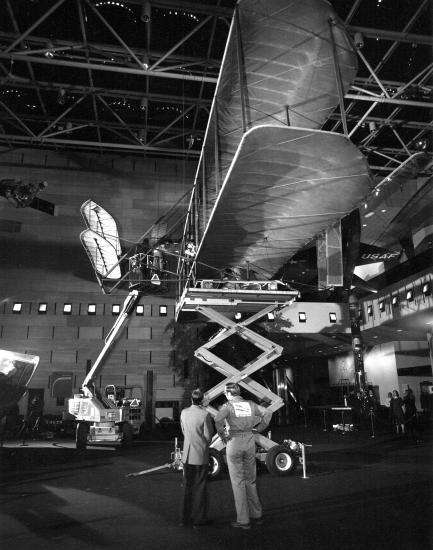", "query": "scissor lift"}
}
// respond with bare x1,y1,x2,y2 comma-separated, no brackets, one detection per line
179,282,303,477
